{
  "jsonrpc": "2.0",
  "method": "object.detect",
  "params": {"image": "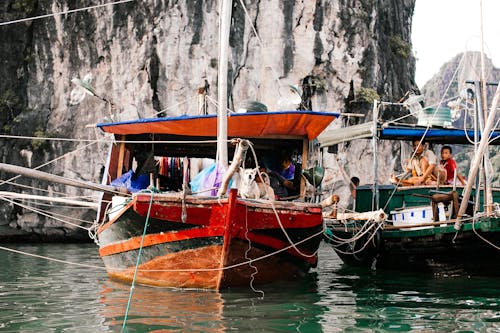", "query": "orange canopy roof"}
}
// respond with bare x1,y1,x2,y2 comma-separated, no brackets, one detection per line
97,111,338,140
